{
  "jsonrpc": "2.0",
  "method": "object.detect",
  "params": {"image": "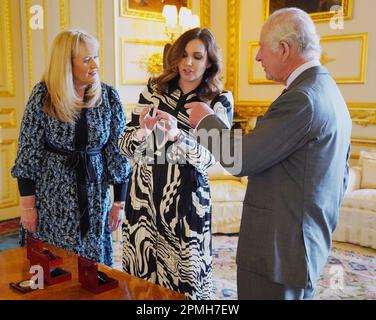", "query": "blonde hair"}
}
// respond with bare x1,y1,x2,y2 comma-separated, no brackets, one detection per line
42,29,102,123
